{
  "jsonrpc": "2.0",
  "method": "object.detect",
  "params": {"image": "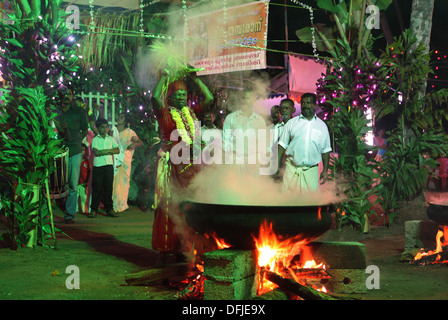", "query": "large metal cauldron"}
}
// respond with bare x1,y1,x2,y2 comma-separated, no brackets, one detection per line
427,202,448,225
181,201,334,249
